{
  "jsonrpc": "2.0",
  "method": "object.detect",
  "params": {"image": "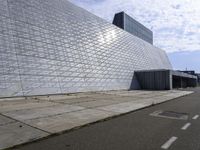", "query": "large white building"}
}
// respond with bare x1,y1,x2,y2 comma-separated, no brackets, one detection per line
0,0,172,97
